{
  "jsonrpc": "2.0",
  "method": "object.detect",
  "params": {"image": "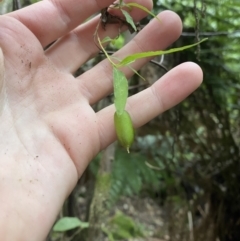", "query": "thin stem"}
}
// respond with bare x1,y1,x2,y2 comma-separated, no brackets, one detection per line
97,36,116,67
